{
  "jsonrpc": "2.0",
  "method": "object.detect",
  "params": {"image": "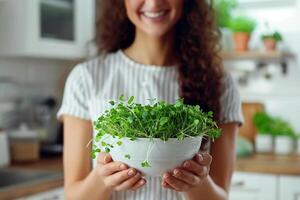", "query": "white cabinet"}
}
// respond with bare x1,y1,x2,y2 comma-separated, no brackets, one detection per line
0,0,95,59
18,187,64,200
229,172,277,200
279,176,300,200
